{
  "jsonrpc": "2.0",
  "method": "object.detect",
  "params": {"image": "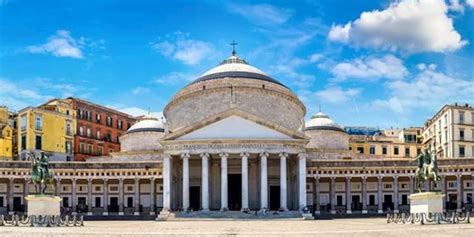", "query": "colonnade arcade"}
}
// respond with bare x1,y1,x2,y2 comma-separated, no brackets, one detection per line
161,152,307,212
